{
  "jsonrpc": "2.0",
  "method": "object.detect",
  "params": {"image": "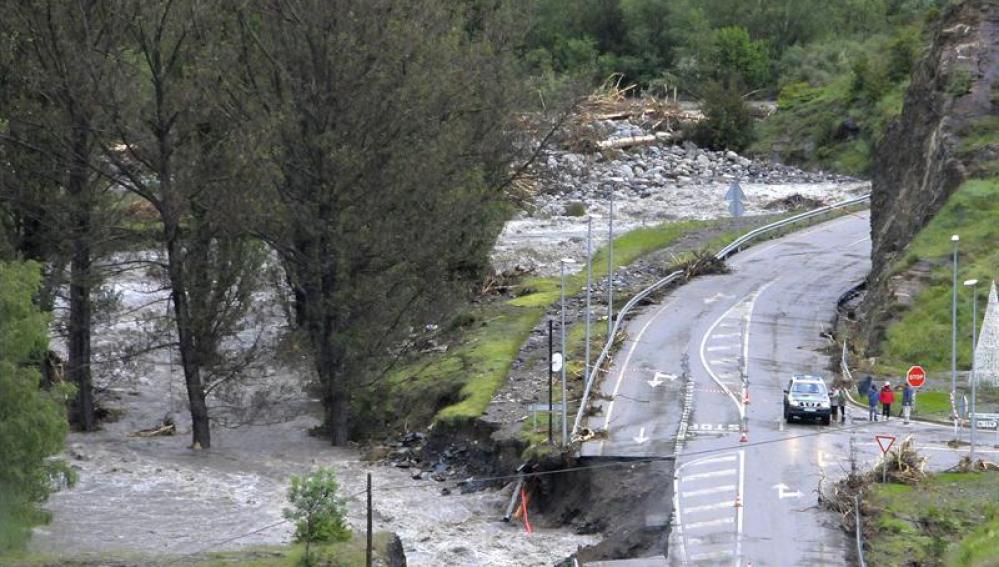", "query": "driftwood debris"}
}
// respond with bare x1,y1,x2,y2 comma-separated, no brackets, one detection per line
131,415,176,437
